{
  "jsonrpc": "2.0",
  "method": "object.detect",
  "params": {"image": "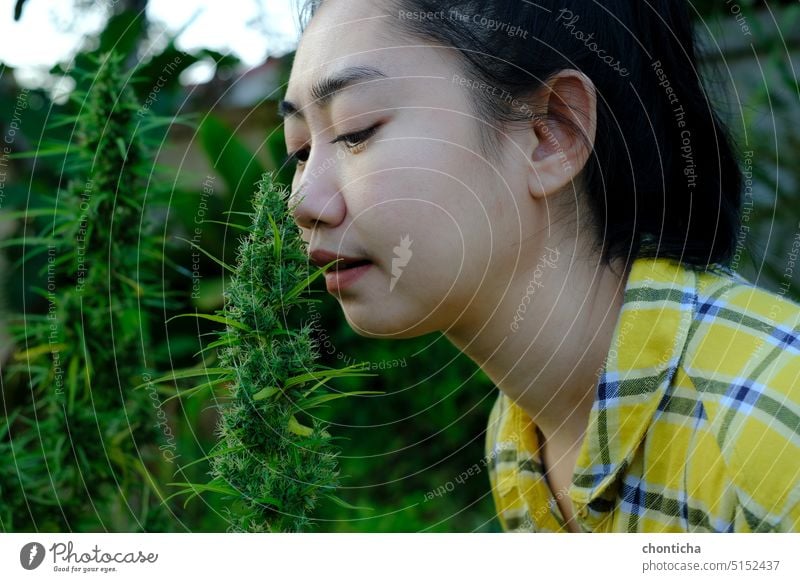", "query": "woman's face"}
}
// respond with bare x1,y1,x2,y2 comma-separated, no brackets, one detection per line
283,0,550,339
